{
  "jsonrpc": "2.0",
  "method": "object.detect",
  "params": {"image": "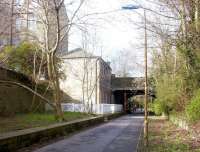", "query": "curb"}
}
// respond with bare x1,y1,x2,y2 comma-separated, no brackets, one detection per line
0,113,124,152
136,127,143,152
136,123,145,152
